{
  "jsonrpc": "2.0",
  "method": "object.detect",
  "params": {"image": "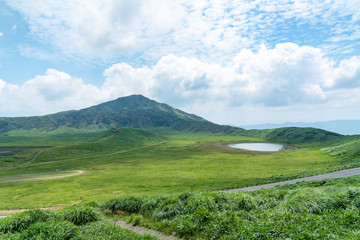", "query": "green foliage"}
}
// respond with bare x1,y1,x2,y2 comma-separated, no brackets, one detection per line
102,187,360,239
0,208,156,240
102,196,146,214
74,221,157,240
0,210,56,234
20,220,76,240
61,206,100,225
